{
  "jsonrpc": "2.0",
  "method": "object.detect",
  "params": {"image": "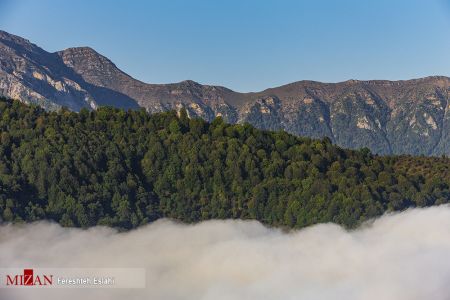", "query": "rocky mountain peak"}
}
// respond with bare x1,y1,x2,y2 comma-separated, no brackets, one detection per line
1,30,450,156
180,79,201,87
57,46,119,73
0,30,31,46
